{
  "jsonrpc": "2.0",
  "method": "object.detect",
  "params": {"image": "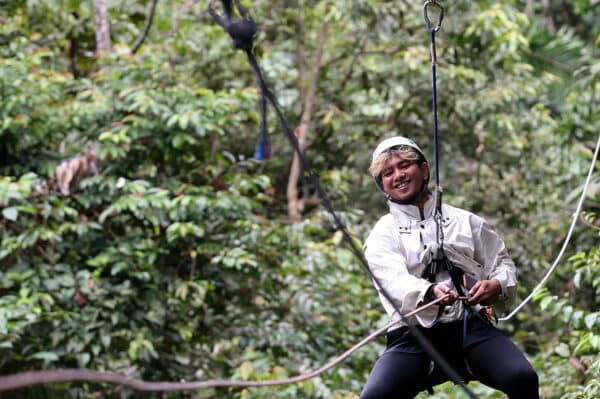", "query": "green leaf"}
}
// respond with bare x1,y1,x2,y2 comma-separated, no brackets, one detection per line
239,361,253,380
584,313,598,330
539,295,555,311
30,351,59,361
554,343,570,357
2,207,19,221
77,352,91,367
